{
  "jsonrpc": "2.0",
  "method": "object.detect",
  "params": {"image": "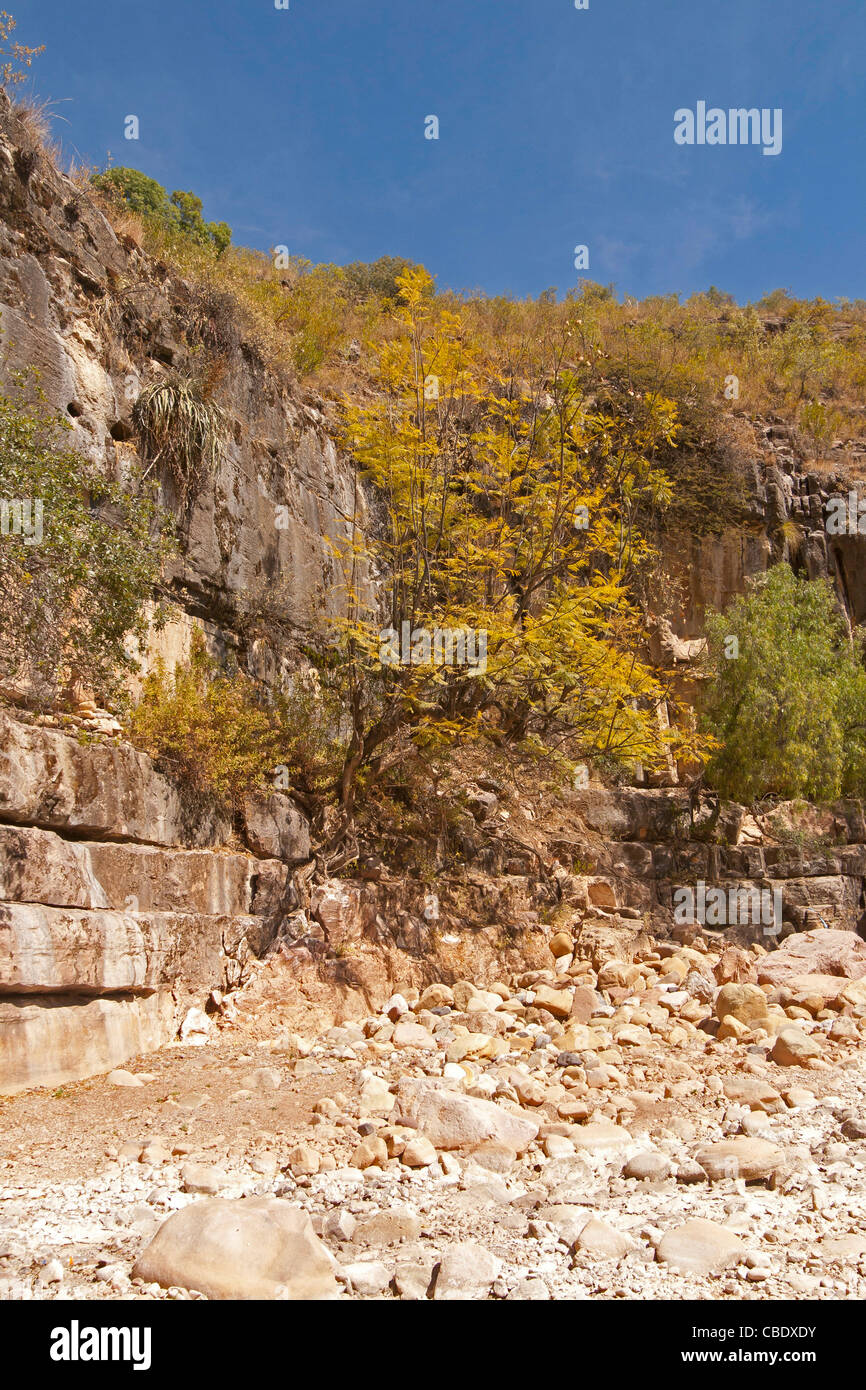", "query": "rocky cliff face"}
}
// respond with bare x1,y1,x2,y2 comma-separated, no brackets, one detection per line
3,697,865,1093
652,421,866,659
0,91,373,687
0,709,289,1092
2,91,864,704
